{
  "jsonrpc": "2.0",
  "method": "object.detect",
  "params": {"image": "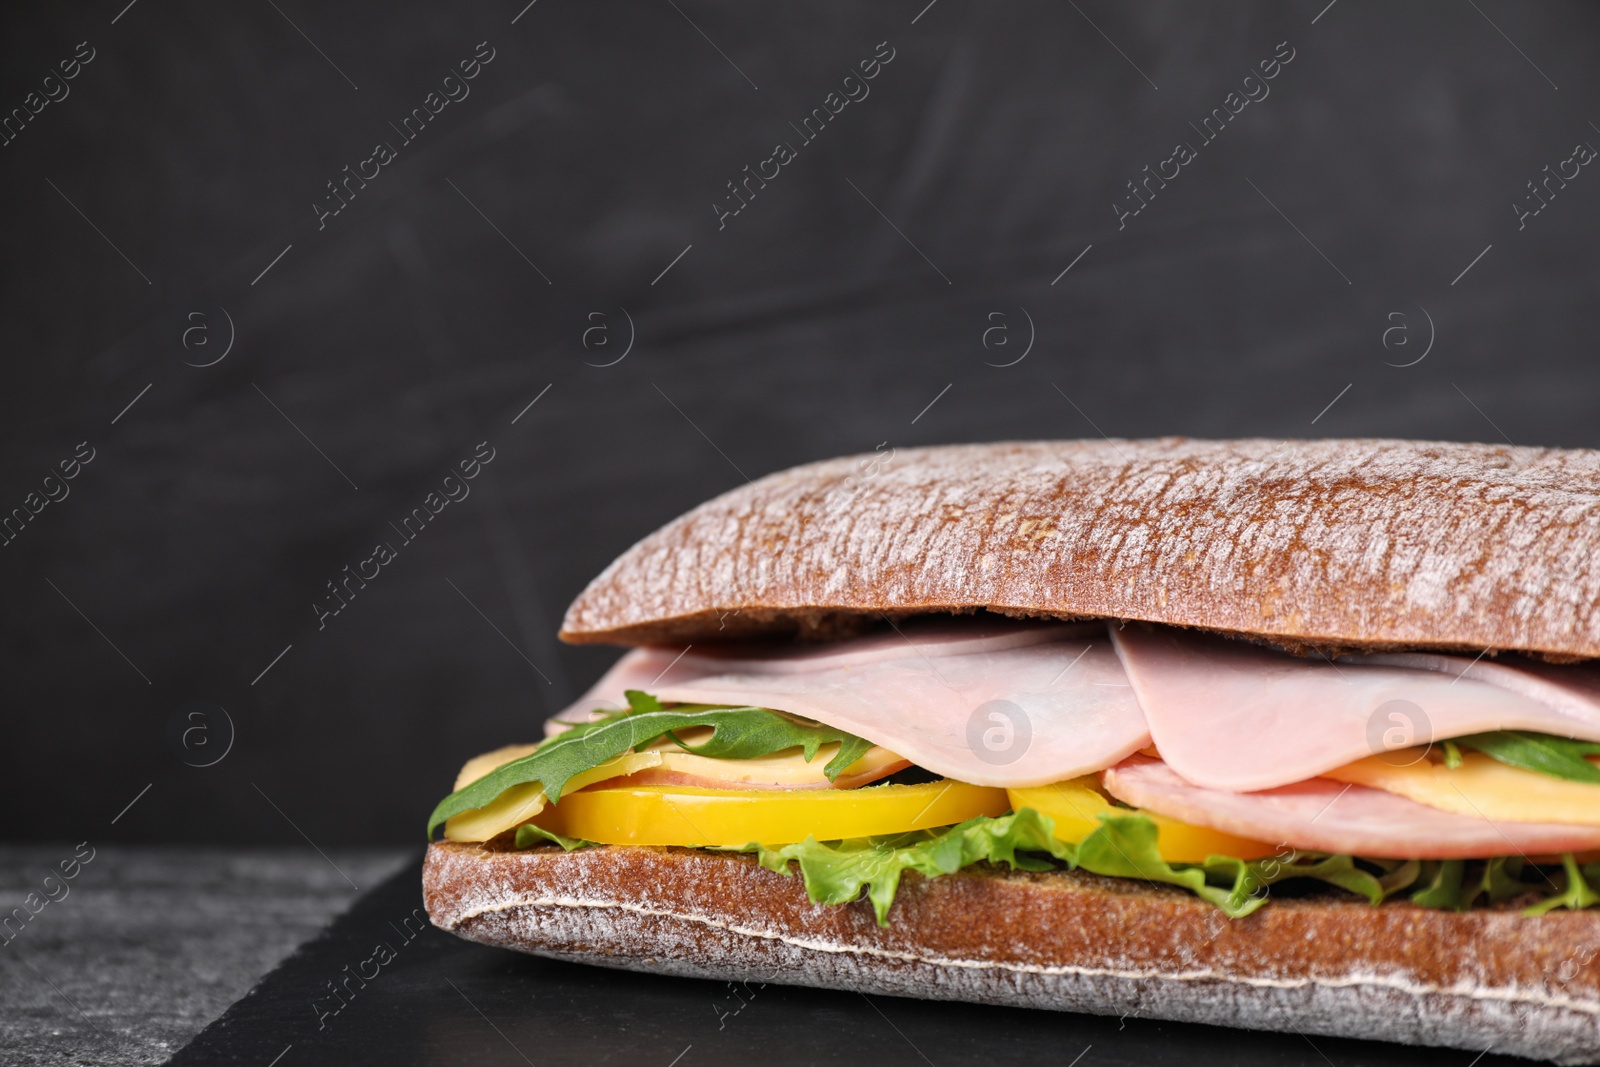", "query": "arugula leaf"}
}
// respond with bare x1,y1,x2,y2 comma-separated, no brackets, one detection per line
624,690,663,713
828,734,877,778
426,692,876,839
1455,731,1600,784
